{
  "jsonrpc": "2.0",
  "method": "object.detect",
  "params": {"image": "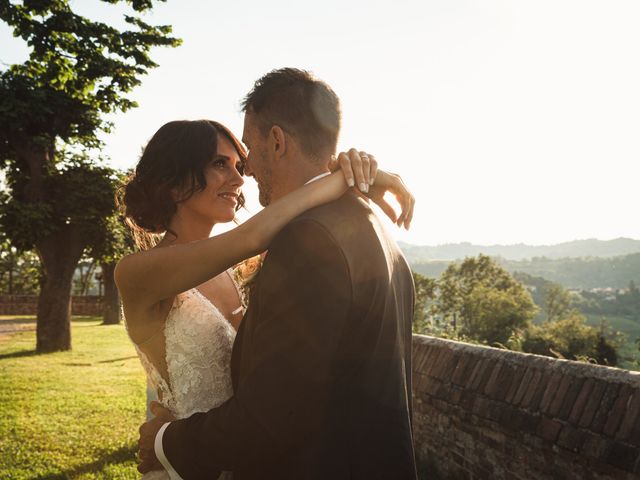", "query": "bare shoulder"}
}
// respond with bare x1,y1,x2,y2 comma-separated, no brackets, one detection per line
113,251,141,294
